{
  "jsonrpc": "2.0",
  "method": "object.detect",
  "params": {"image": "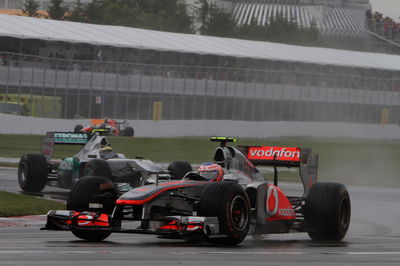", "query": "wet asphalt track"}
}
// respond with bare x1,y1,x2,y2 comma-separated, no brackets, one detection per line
1,167,400,265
